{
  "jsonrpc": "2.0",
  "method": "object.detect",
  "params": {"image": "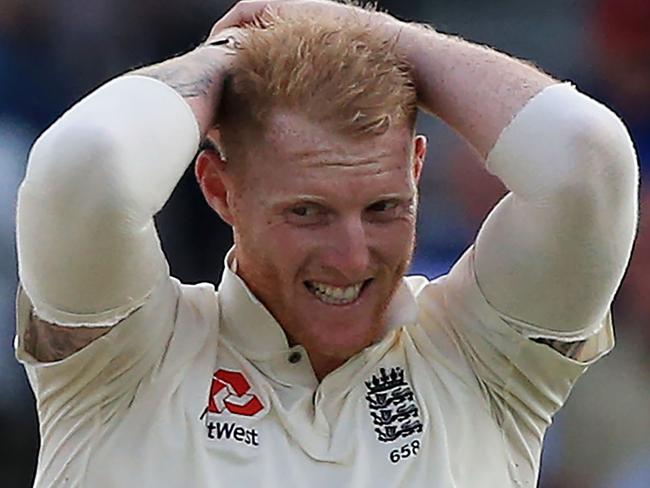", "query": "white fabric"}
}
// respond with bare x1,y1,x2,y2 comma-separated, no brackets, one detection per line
15,249,613,488
16,75,200,326
14,78,637,487
477,83,638,338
